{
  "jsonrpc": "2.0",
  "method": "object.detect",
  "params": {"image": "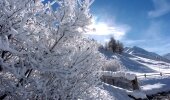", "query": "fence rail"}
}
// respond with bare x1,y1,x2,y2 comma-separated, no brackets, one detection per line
137,73,170,78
